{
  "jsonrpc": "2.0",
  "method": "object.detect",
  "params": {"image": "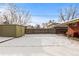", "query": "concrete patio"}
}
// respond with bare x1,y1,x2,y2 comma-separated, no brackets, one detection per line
0,34,79,56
